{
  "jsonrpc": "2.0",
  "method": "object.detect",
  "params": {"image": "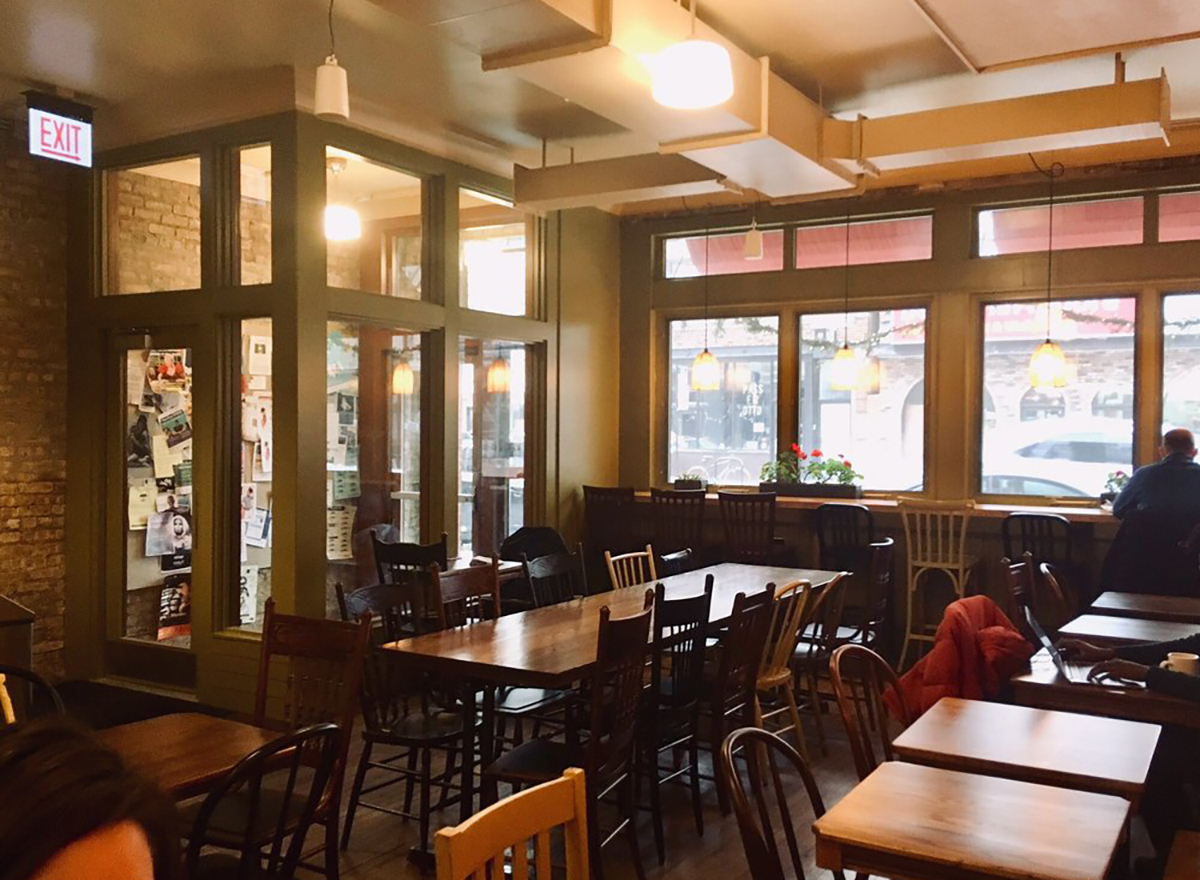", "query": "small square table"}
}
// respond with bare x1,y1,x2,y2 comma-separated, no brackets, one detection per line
1057,613,1197,646
1091,592,1200,624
